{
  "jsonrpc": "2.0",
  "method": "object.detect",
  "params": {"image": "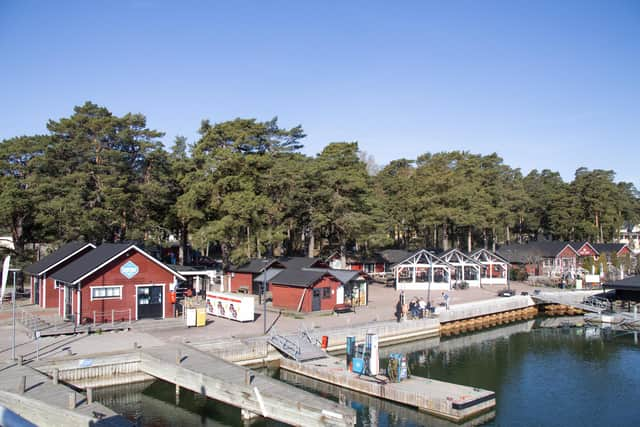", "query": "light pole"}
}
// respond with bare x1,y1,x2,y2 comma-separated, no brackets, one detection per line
12,269,17,360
